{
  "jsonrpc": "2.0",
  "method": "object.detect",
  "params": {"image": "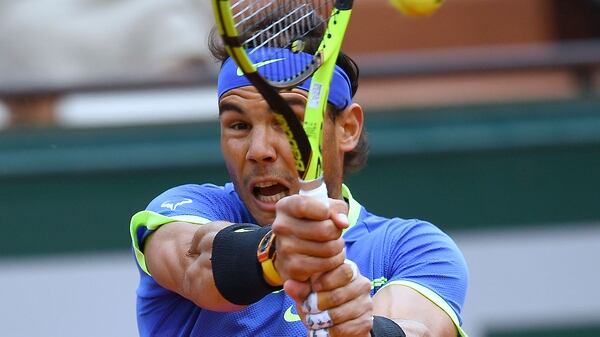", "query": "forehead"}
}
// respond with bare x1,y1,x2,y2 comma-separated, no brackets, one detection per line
219,86,309,107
